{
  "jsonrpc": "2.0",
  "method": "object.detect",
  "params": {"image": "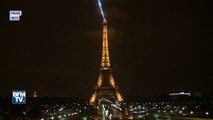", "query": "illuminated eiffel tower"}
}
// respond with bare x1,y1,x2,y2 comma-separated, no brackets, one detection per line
89,21,124,105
